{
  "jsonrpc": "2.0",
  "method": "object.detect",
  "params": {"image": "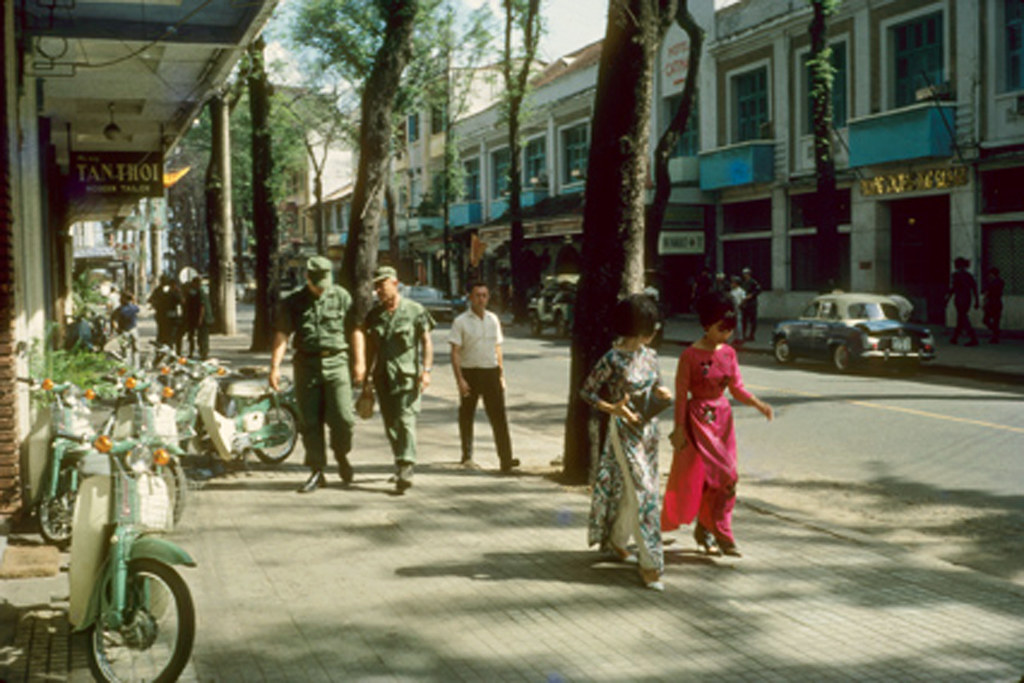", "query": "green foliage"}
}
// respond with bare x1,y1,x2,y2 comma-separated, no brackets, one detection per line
27,329,121,402
71,271,106,317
